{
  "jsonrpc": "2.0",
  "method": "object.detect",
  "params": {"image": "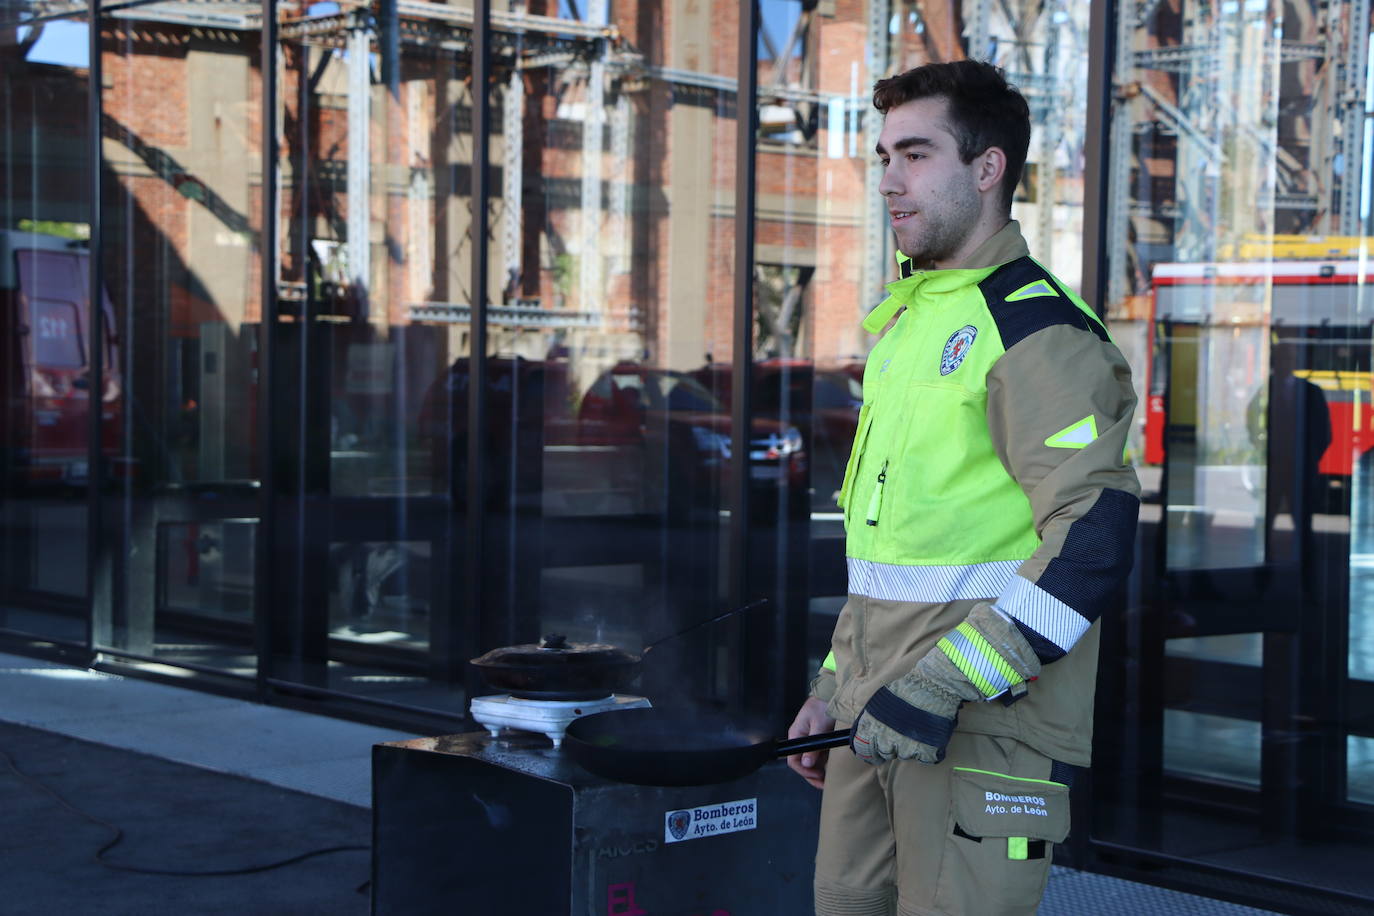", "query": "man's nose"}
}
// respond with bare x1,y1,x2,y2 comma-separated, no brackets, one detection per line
878,167,901,198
